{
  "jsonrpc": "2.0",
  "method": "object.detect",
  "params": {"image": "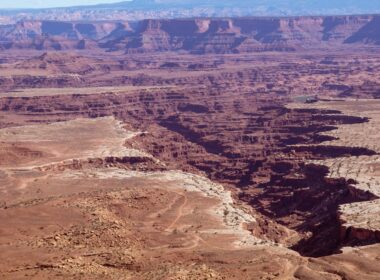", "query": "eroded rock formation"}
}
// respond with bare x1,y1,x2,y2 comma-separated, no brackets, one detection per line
1,16,380,52
0,77,377,257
